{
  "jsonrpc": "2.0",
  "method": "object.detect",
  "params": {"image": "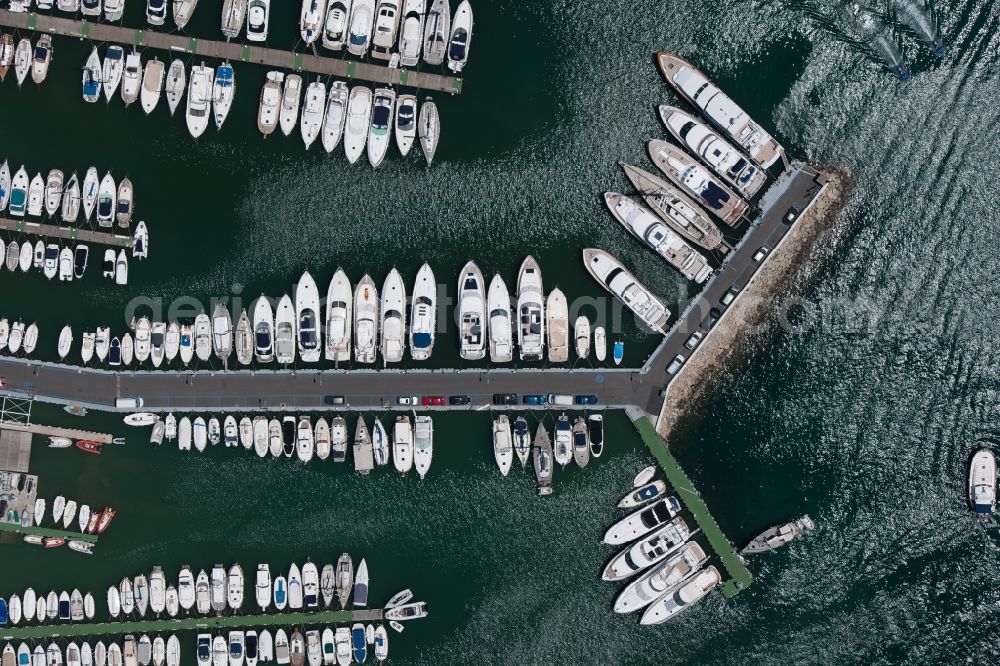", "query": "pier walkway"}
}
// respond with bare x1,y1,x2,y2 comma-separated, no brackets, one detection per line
0,419,114,444
0,217,134,249
0,609,384,641
0,10,463,94
0,521,98,545
628,408,752,598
